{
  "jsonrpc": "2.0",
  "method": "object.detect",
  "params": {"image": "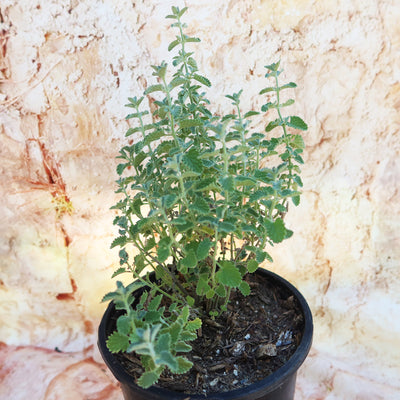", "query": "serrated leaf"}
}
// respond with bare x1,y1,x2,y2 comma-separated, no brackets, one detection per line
249,187,274,202
101,291,118,303
186,295,195,307
110,236,127,249
168,321,183,345
155,332,171,354
196,274,210,296
179,118,203,128
117,315,131,335
218,221,235,233
116,163,127,175
161,194,178,209
265,119,281,132
169,76,186,89
216,261,242,288
286,116,308,131
186,318,202,331
265,61,280,72
175,356,193,374
291,134,305,149
247,259,258,273
215,284,227,297
181,250,197,268
148,294,163,311
265,218,286,243
193,74,211,87
244,110,260,118
196,238,213,260
111,267,127,278
183,148,203,173
168,39,180,51
280,82,297,90
219,176,235,192
157,245,170,263
189,196,209,214
259,86,276,95
137,370,161,389
158,350,178,371
239,281,251,296
292,195,300,206
206,289,215,299
175,341,192,352
281,98,295,108
106,332,130,353
144,130,164,146
144,84,164,95
235,175,257,187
